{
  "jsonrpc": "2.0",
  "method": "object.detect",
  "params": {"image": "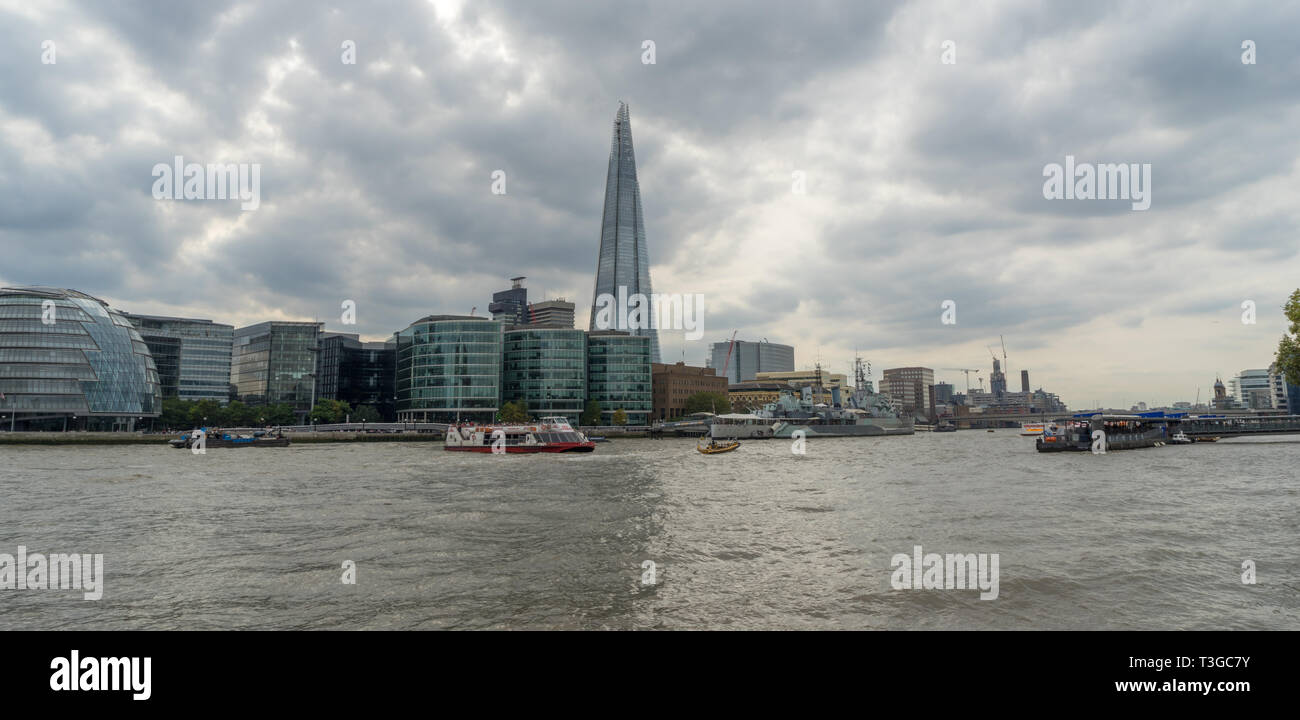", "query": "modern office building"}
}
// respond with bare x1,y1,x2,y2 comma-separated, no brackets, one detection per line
502,326,587,423
231,321,322,418
755,369,848,389
0,287,160,431
489,277,530,325
652,362,728,421
586,330,651,425
1228,369,1273,409
124,313,233,403
528,299,576,329
881,367,935,415
315,332,396,420
588,102,661,363
1269,363,1300,412
1020,370,1030,393
707,340,795,384
933,382,955,405
395,316,502,423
